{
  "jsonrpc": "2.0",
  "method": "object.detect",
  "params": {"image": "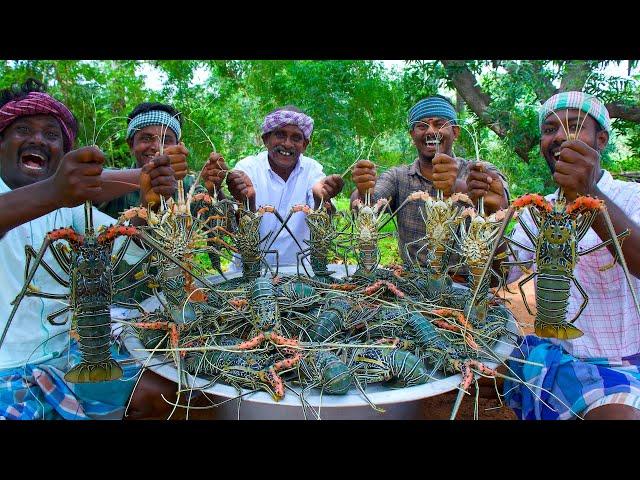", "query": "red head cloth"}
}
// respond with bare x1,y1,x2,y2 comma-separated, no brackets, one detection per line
0,91,76,152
